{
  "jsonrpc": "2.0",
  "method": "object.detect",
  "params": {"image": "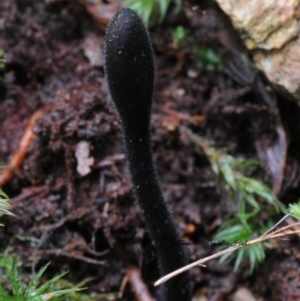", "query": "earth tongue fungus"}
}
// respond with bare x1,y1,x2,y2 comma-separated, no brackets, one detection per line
104,8,191,301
